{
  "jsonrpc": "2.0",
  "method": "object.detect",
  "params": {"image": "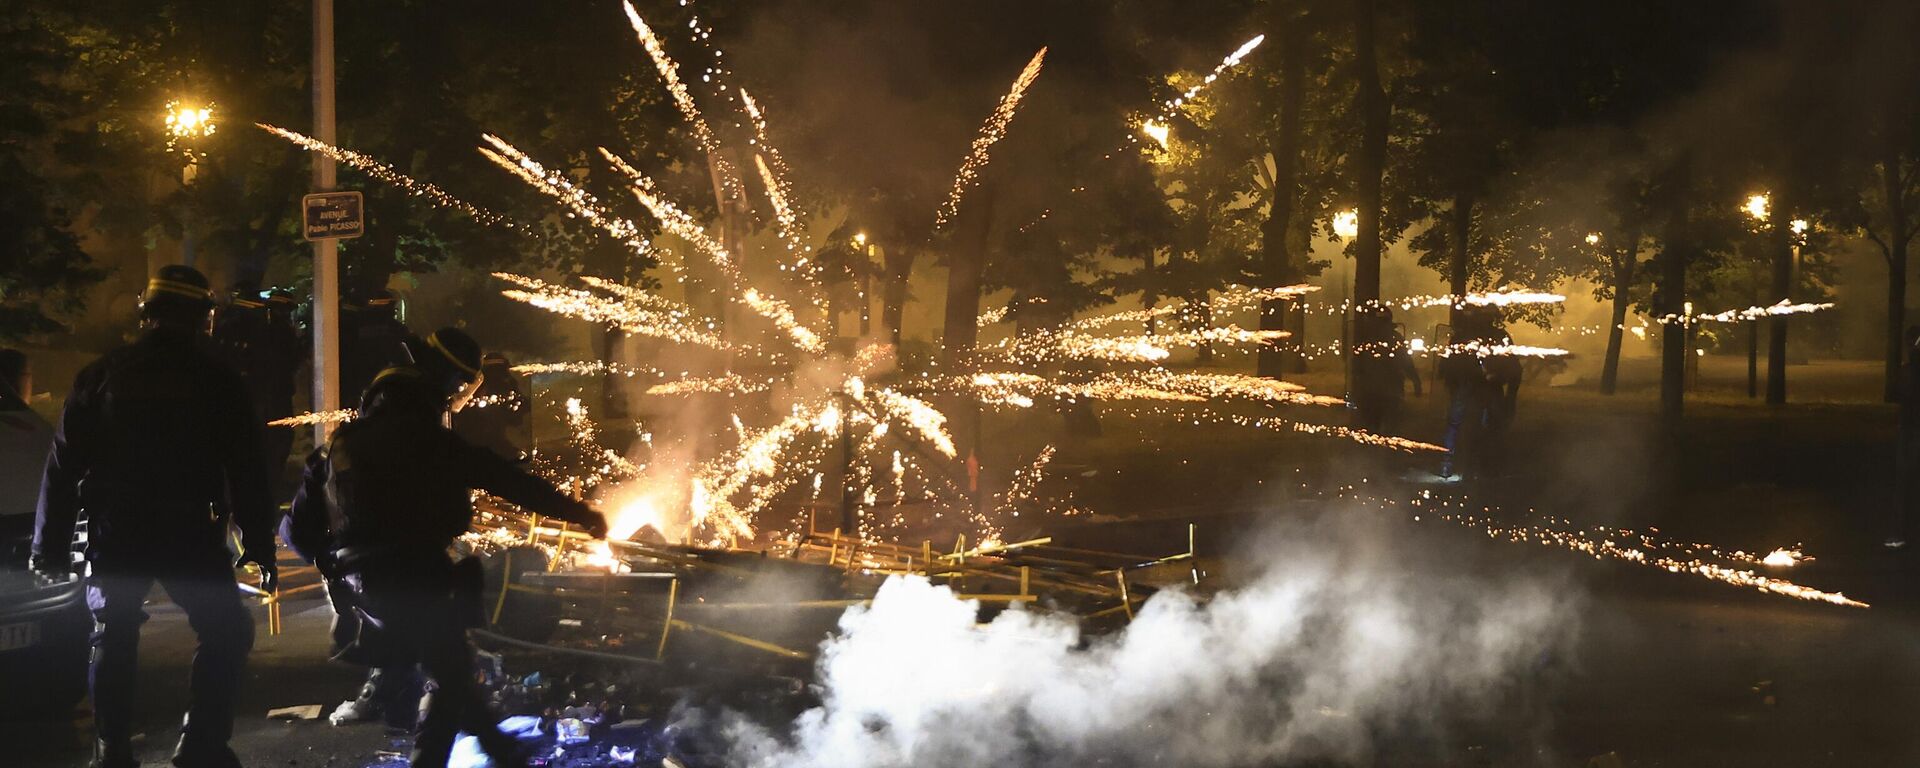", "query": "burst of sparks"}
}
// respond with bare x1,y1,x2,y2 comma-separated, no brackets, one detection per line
477,135,652,256
743,288,827,354
870,388,958,458
1438,341,1572,359
493,272,730,352
935,47,1048,229
622,0,741,196
1689,300,1836,324
258,124,508,227
1127,34,1265,151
